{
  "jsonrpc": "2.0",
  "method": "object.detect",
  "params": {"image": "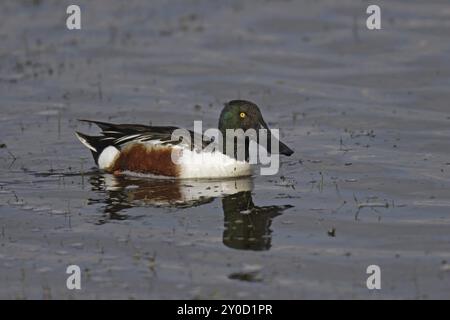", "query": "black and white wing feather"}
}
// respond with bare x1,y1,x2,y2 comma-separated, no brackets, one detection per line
75,119,212,164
